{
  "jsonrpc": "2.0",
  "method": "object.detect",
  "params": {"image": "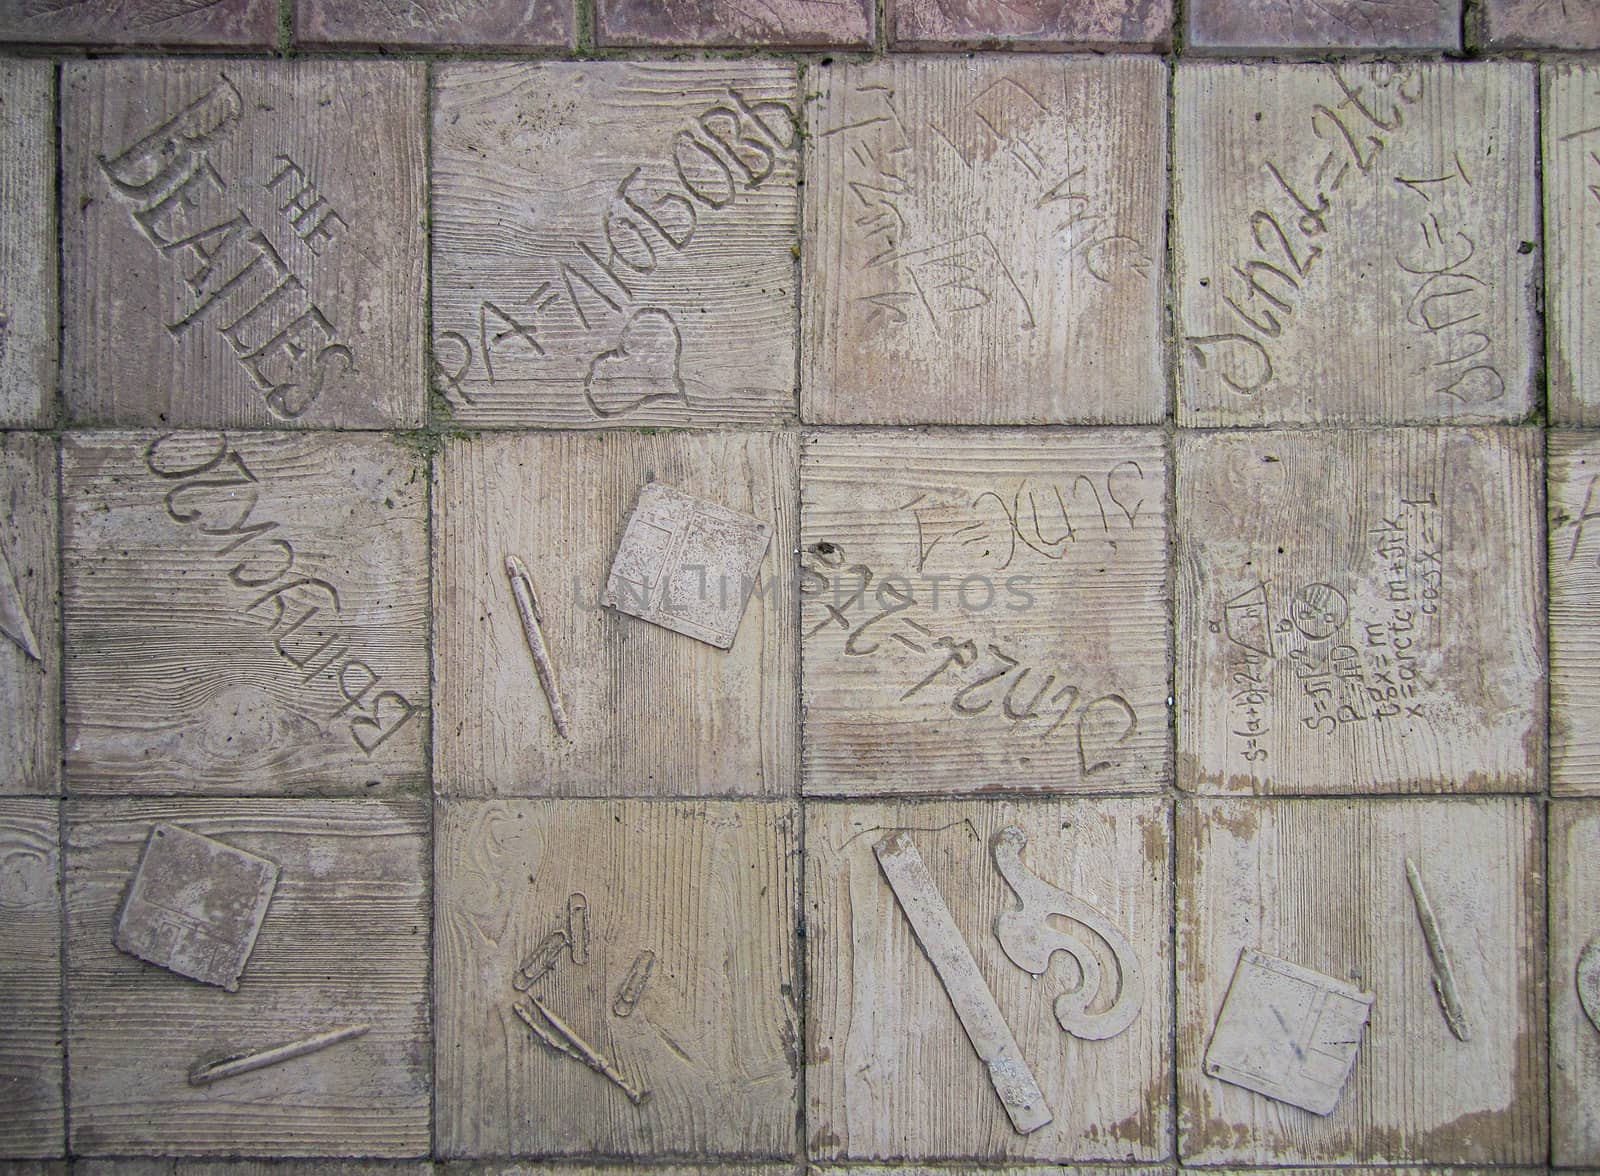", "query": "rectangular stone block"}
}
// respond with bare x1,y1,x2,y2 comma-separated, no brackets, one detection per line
64,799,430,1156
1553,800,1600,1165
801,429,1168,796
1552,432,1600,795
432,63,797,428
1483,0,1600,46
802,56,1166,425
888,0,1171,48
0,59,54,428
1175,62,1537,426
1176,427,1543,795
0,434,58,796
1543,65,1600,425
63,431,428,796
1177,798,1545,1165
0,800,63,1158
434,799,798,1158
295,0,573,47
1188,0,1459,52
0,0,275,45
597,0,872,45
77,1163,433,1175
806,798,1171,1161
62,60,426,428
433,430,795,797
